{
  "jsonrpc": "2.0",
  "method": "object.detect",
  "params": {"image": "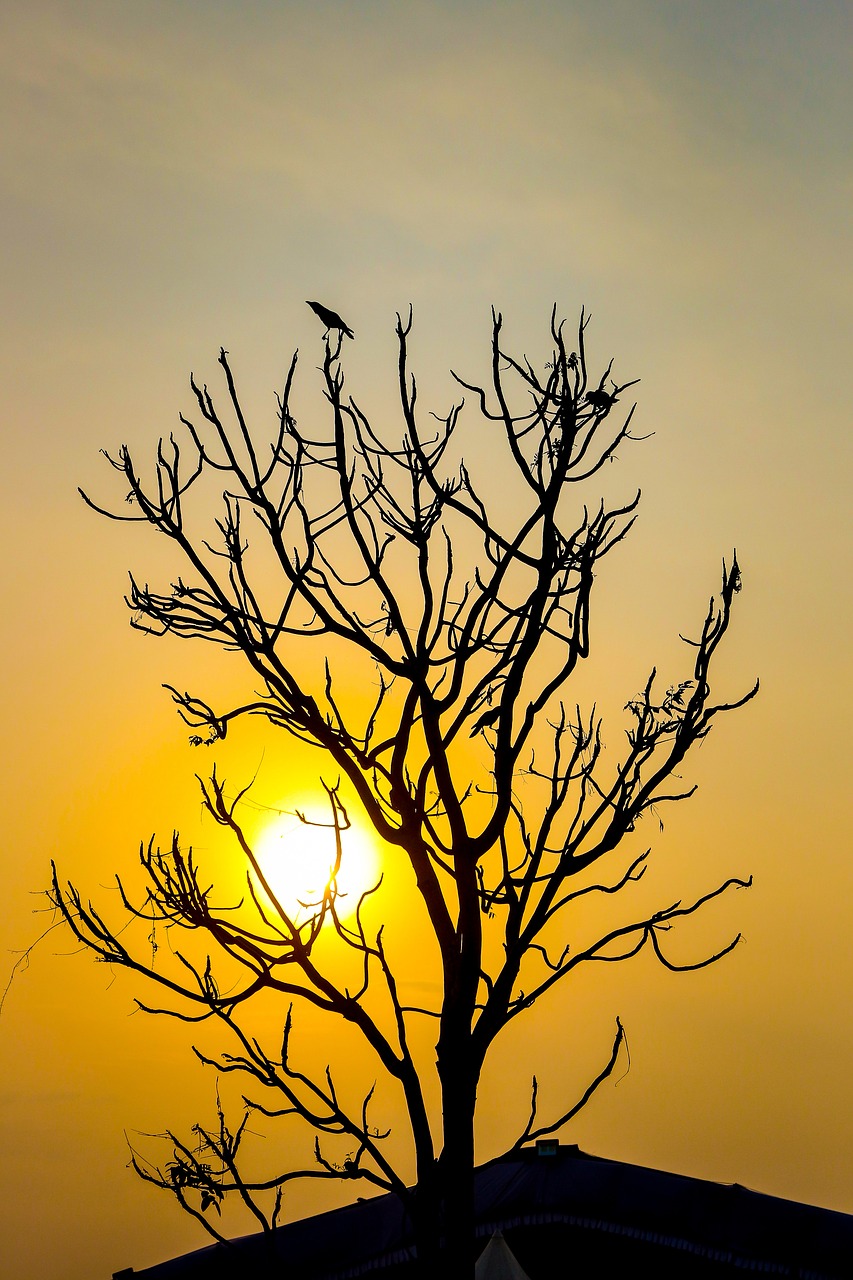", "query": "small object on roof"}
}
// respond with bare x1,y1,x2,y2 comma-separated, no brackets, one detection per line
475,1230,531,1280
306,300,355,339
